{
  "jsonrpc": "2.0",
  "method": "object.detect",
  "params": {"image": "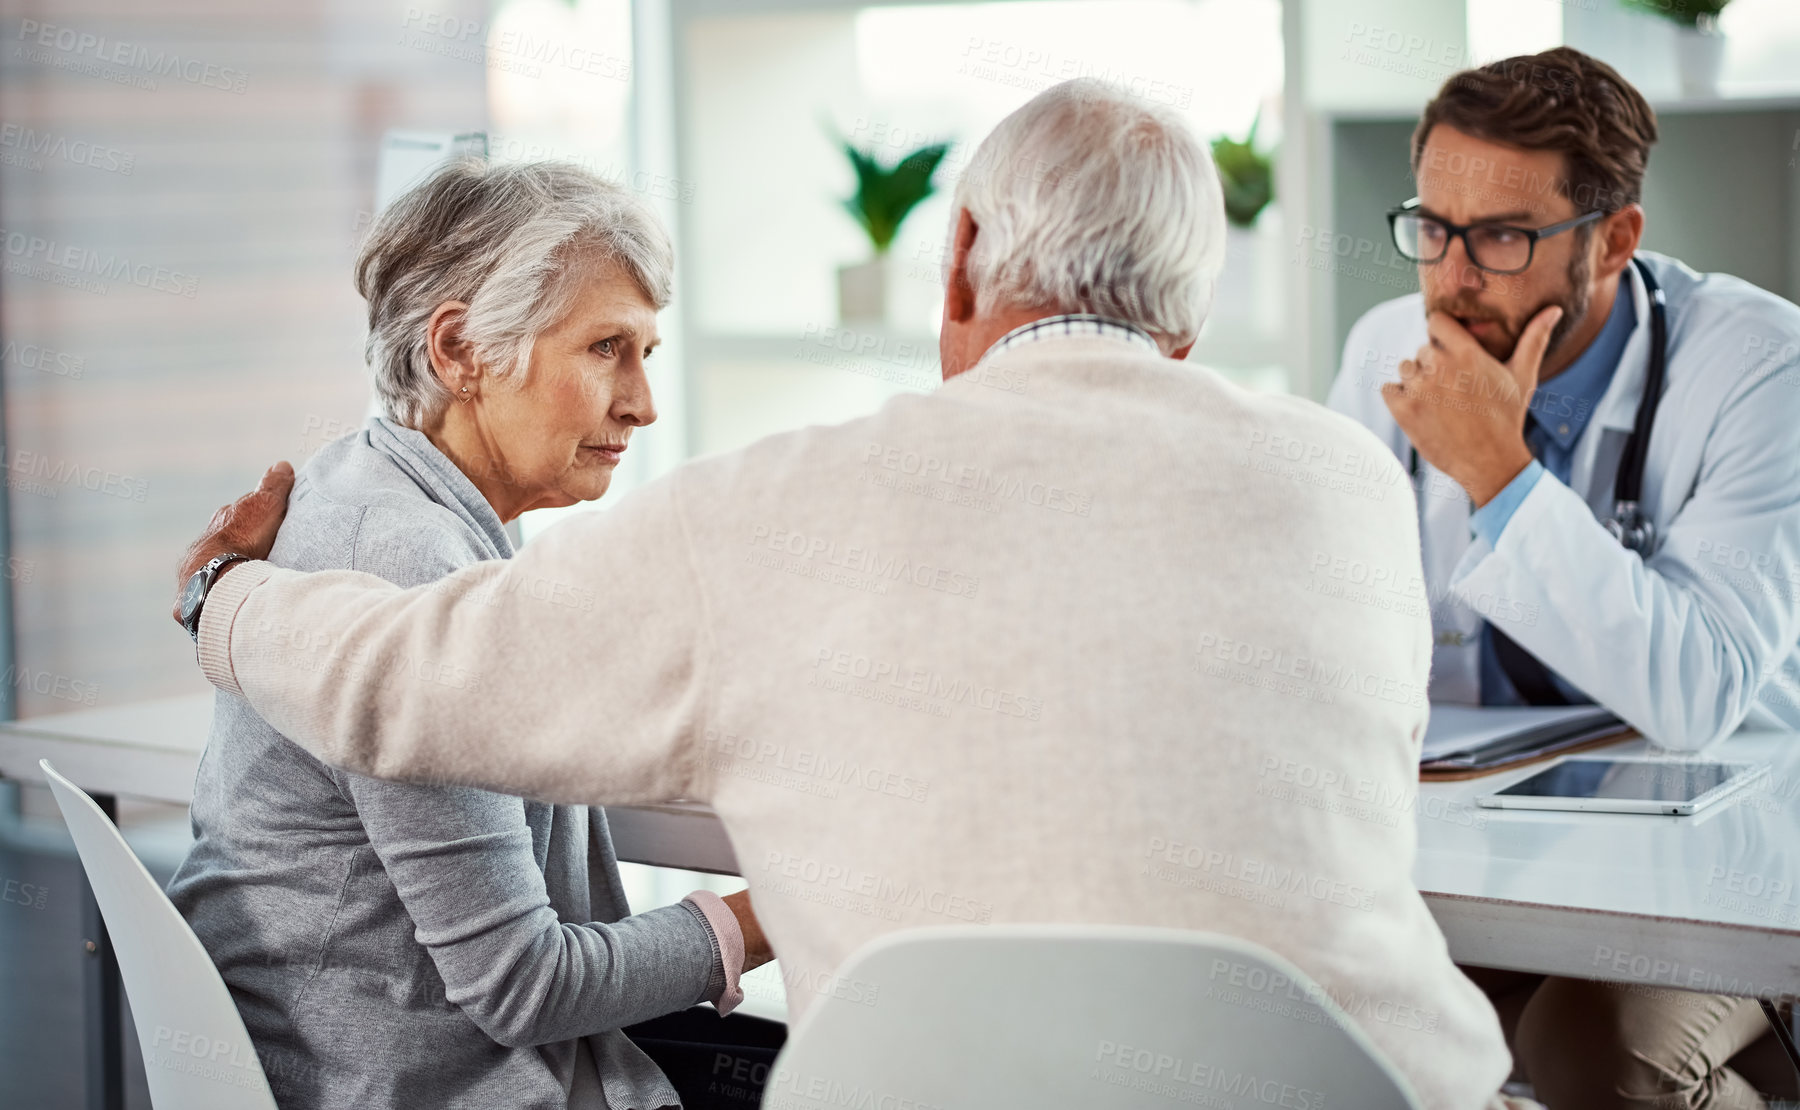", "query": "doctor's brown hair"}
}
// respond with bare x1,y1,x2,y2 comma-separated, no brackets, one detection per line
1412,46,1659,217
